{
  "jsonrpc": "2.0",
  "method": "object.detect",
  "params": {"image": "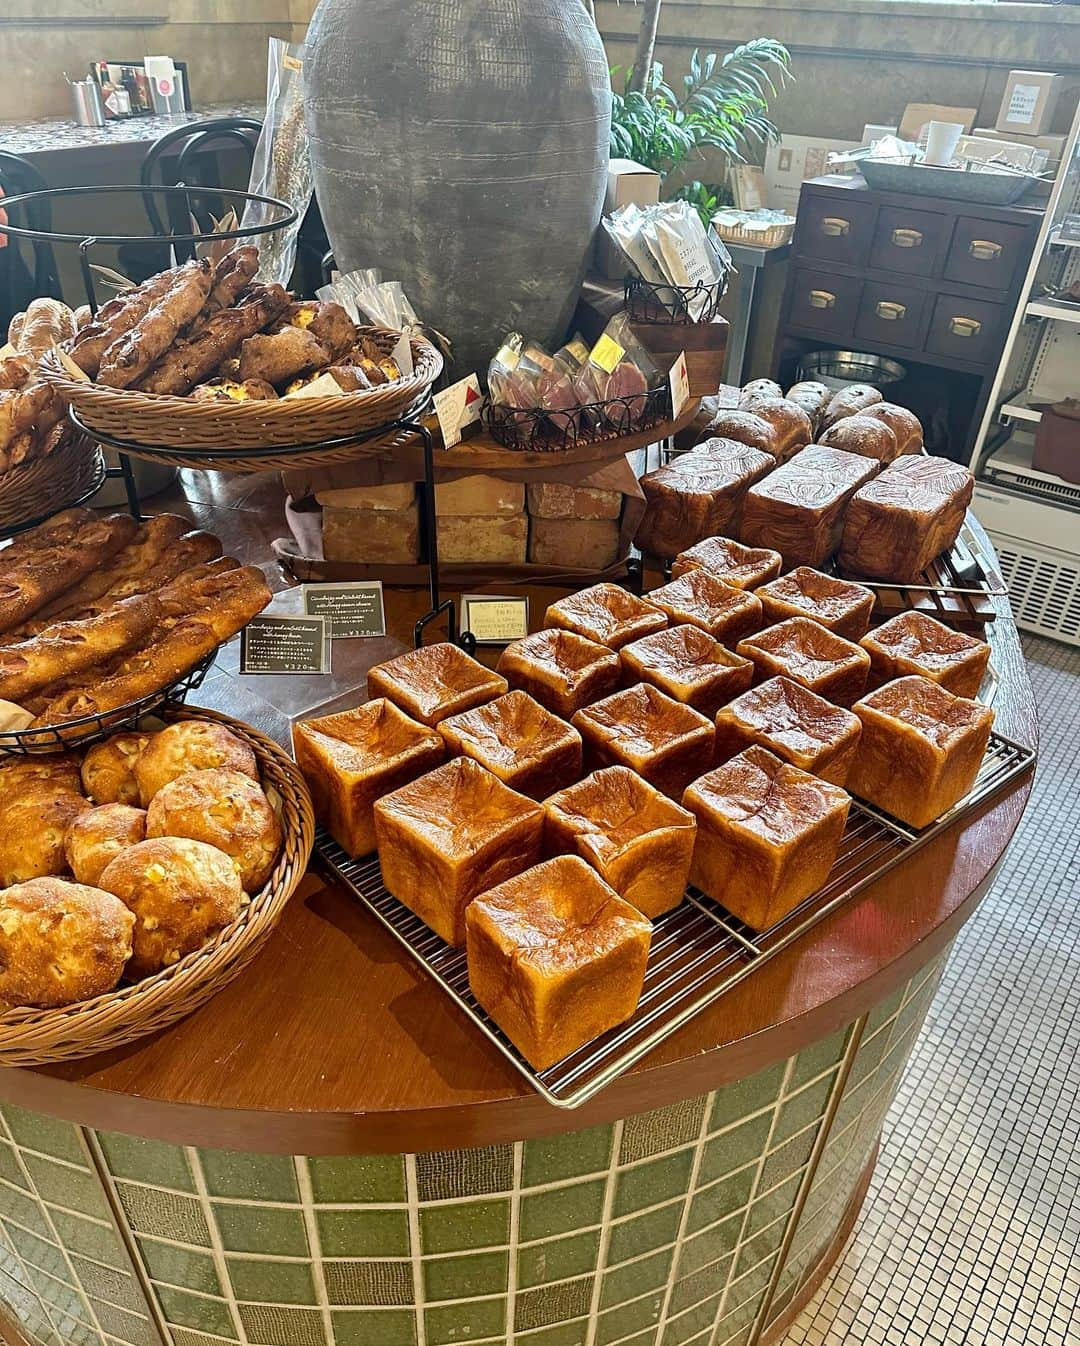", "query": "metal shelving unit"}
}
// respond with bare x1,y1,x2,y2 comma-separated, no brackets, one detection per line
970,102,1080,647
